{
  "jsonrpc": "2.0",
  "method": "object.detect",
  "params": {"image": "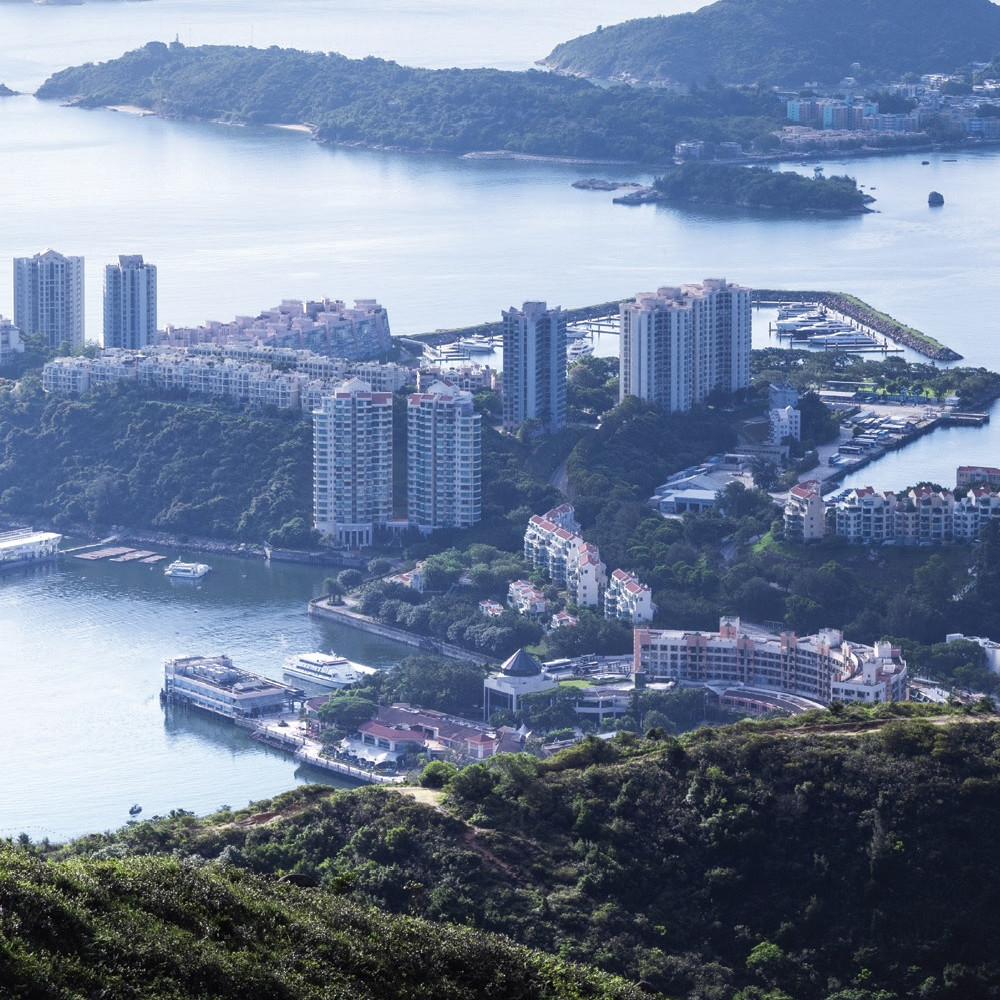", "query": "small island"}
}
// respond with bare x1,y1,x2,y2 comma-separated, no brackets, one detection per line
613,162,874,215
0,83,19,98
571,178,640,192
